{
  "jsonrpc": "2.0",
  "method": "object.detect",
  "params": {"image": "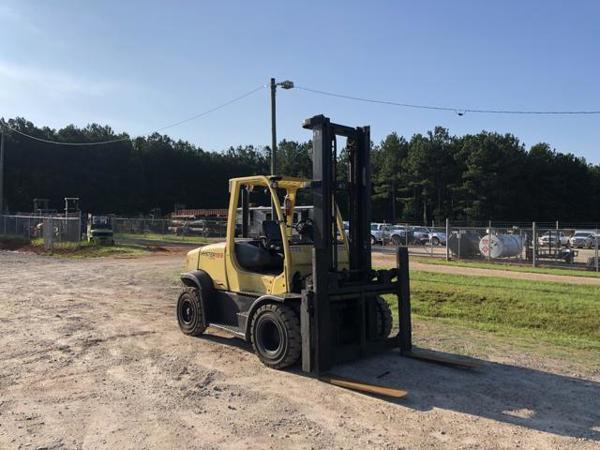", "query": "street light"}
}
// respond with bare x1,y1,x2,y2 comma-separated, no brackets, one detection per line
270,78,294,175
0,130,4,214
